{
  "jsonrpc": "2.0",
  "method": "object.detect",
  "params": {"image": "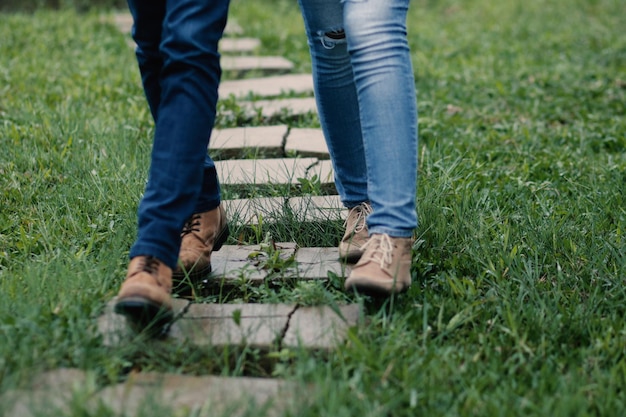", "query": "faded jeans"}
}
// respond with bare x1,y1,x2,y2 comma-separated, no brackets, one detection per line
298,0,418,237
126,0,229,269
